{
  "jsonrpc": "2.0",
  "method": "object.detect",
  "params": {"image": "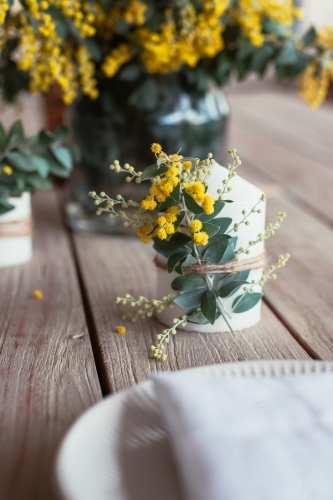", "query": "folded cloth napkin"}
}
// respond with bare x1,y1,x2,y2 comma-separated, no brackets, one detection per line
151,370,333,500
